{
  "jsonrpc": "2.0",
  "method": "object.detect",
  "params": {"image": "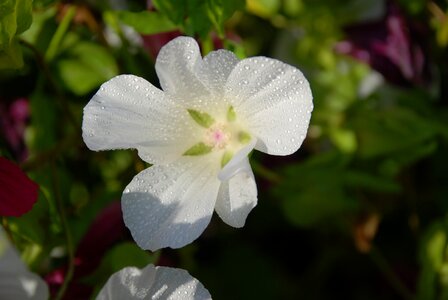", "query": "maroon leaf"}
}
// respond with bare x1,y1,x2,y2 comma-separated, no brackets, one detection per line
0,157,39,217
